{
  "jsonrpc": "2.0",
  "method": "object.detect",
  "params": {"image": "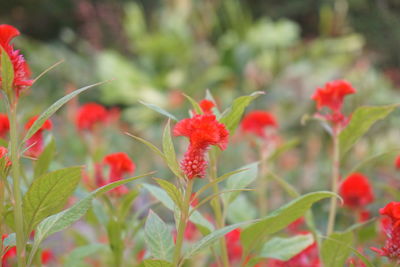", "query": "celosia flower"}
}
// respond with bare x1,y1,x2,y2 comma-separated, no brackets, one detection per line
2,234,16,267
75,102,108,131
24,115,52,158
339,173,374,209
225,228,243,263
395,155,400,170
199,99,215,114
371,202,400,260
41,249,53,265
0,113,9,138
0,25,33,96
174,114,228,179
311,80,356,113
102,152,135,195
0,146,11,167
241,111,278,138
311,80,356,128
